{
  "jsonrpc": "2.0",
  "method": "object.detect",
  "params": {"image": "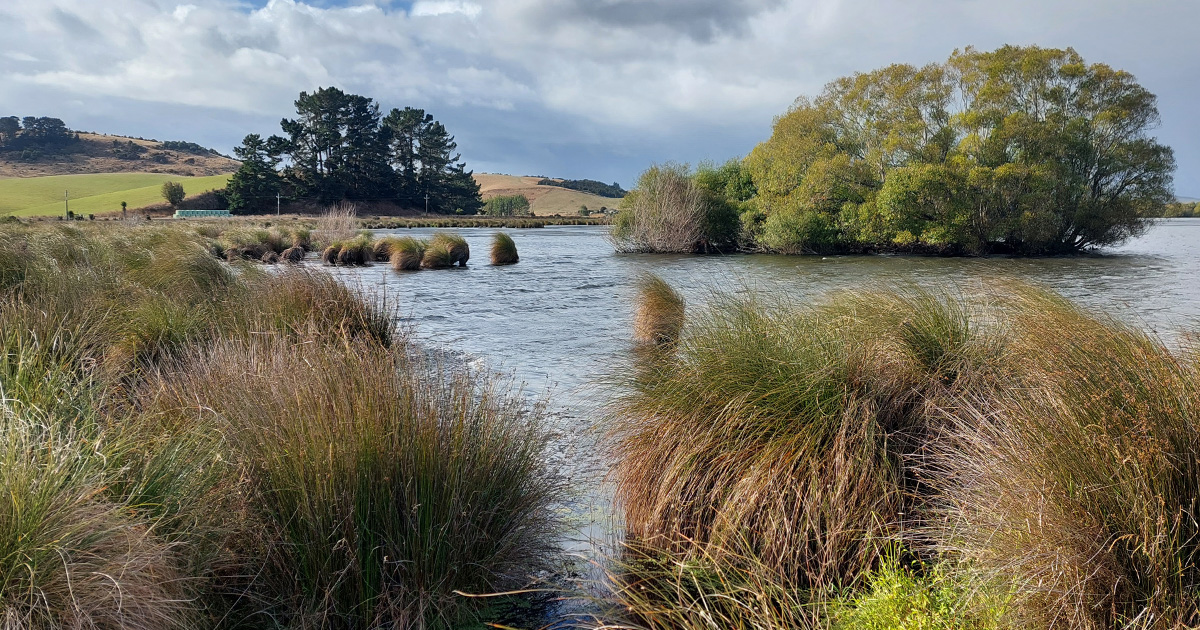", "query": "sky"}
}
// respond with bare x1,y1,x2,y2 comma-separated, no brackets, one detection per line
1,0,1197,195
